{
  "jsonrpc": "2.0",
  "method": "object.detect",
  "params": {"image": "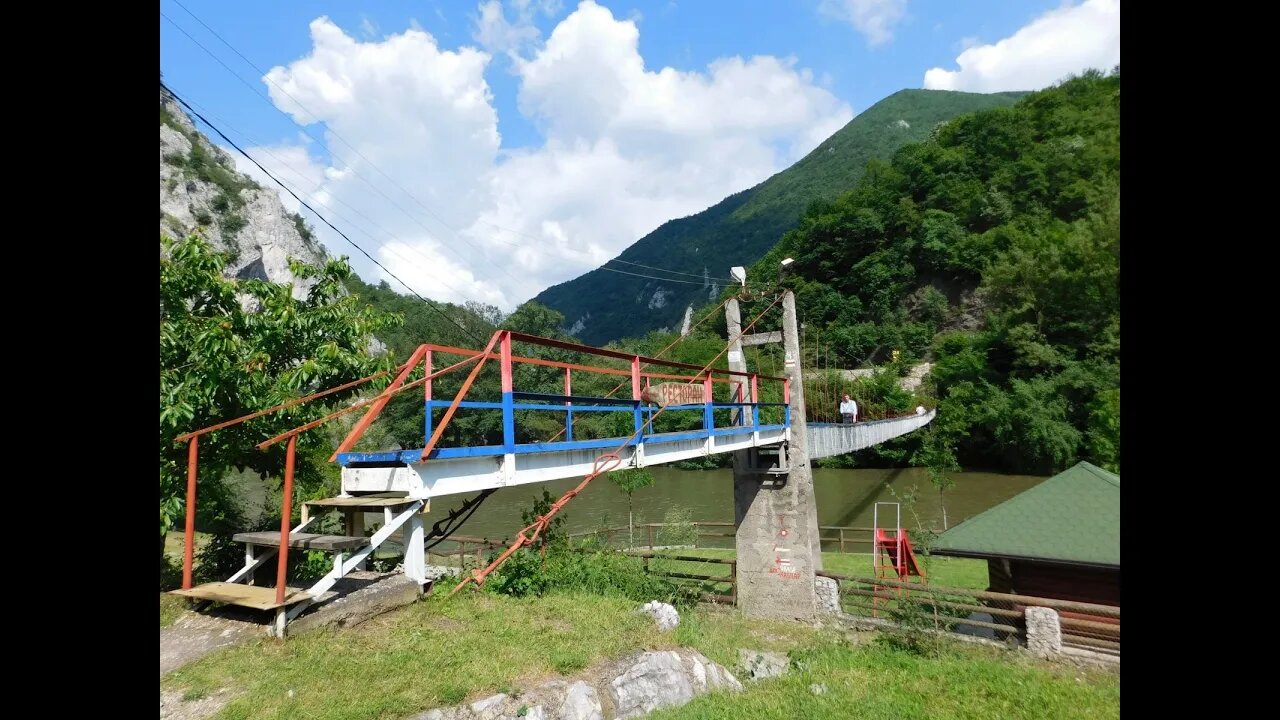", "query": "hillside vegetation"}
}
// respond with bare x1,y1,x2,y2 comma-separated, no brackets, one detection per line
533,89,1025,345
747,69,1120,475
